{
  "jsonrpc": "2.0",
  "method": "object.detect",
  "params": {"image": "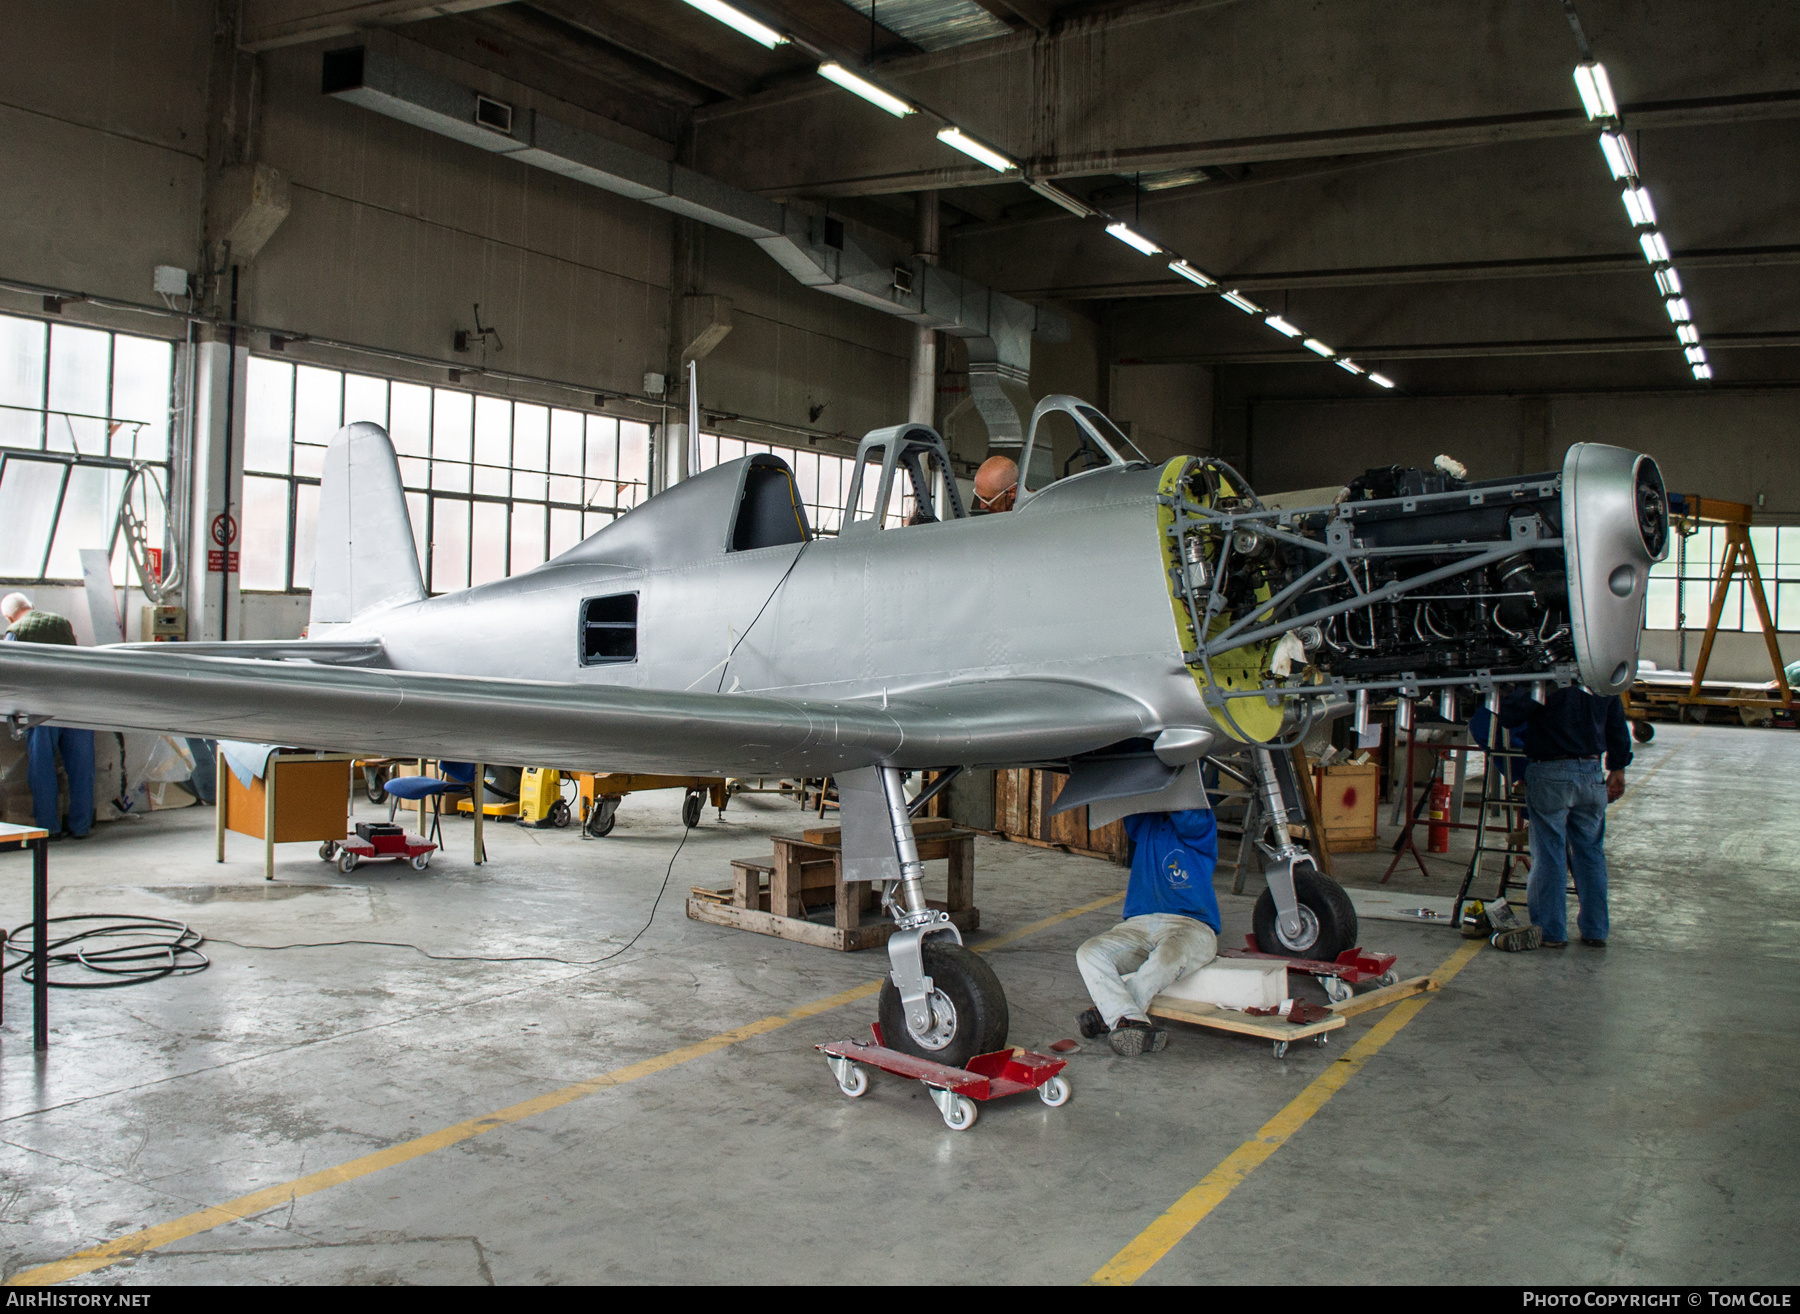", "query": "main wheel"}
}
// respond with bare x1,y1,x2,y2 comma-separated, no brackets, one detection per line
681,789,703,829
1253,865,1358,963
877,941,1008,1068
585,797,619,838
